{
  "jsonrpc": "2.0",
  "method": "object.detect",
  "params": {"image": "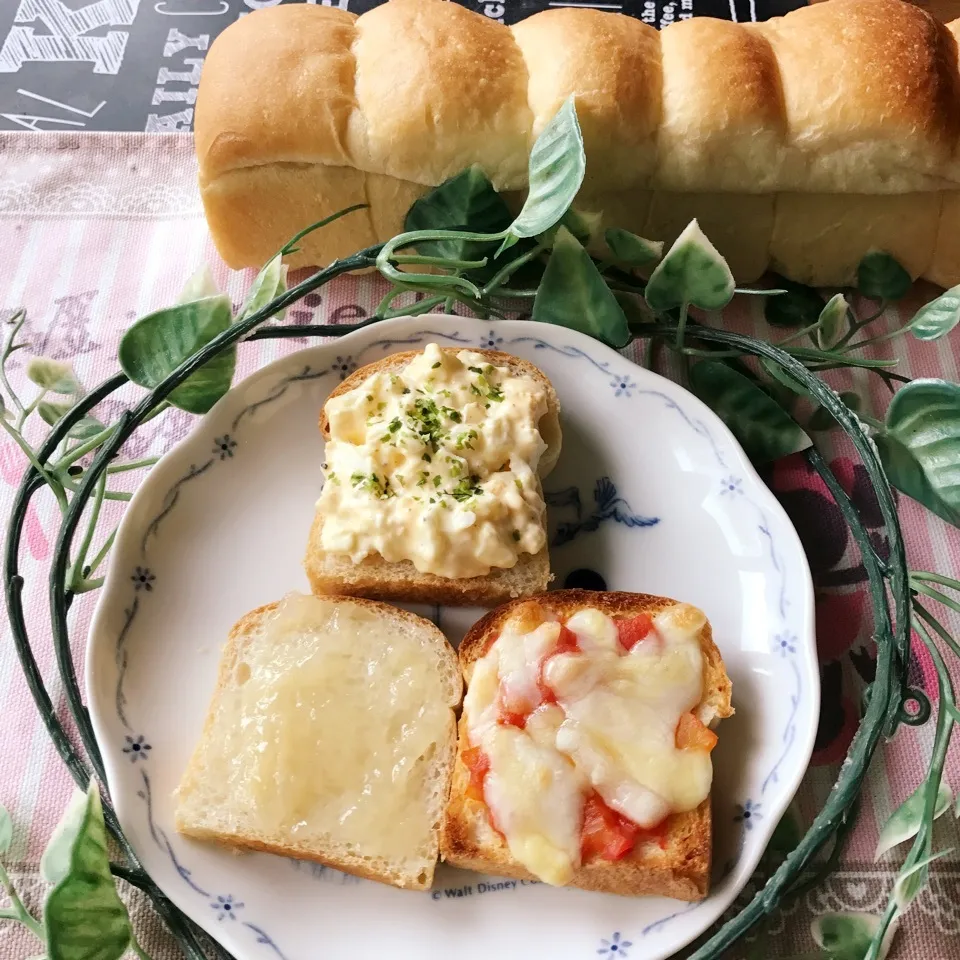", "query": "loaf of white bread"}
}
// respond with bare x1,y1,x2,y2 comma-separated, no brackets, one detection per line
195,0,960,287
